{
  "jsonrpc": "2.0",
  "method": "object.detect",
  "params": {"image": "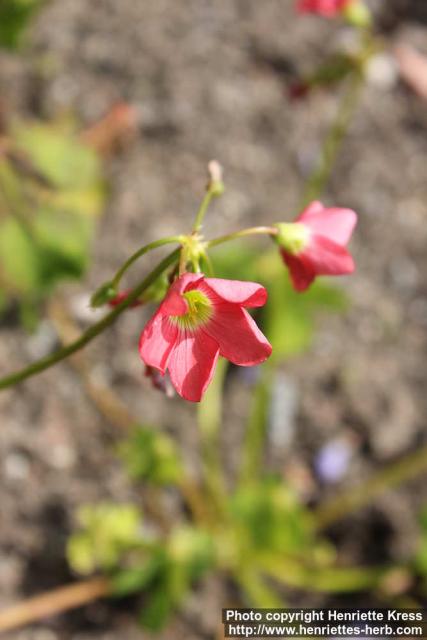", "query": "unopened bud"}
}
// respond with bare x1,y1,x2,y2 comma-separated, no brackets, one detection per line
207,160,225,196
